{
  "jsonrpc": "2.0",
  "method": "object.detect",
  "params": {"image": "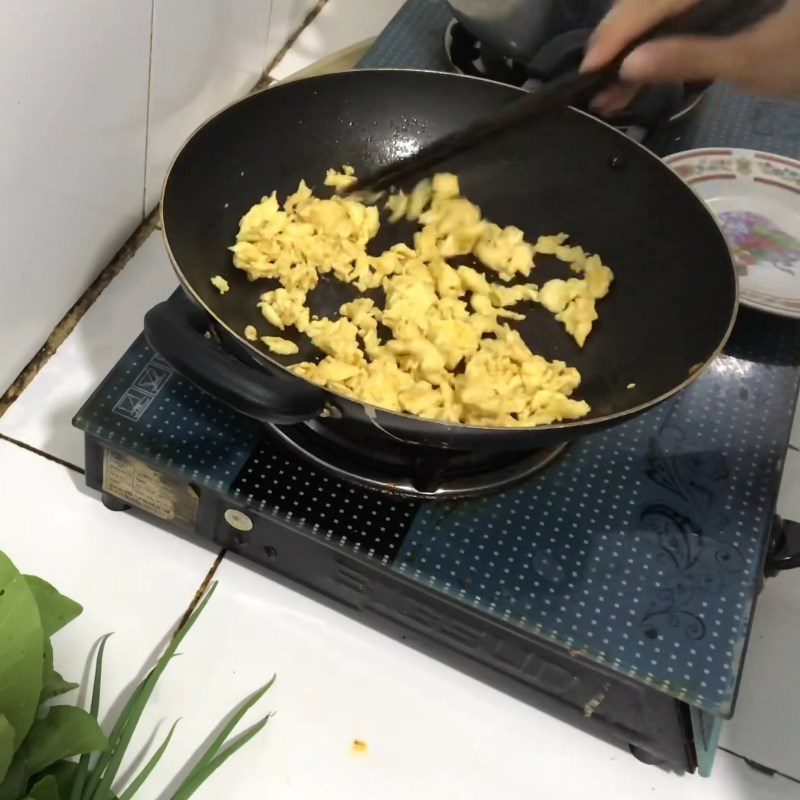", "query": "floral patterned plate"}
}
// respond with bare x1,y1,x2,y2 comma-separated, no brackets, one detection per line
665,148,800,318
